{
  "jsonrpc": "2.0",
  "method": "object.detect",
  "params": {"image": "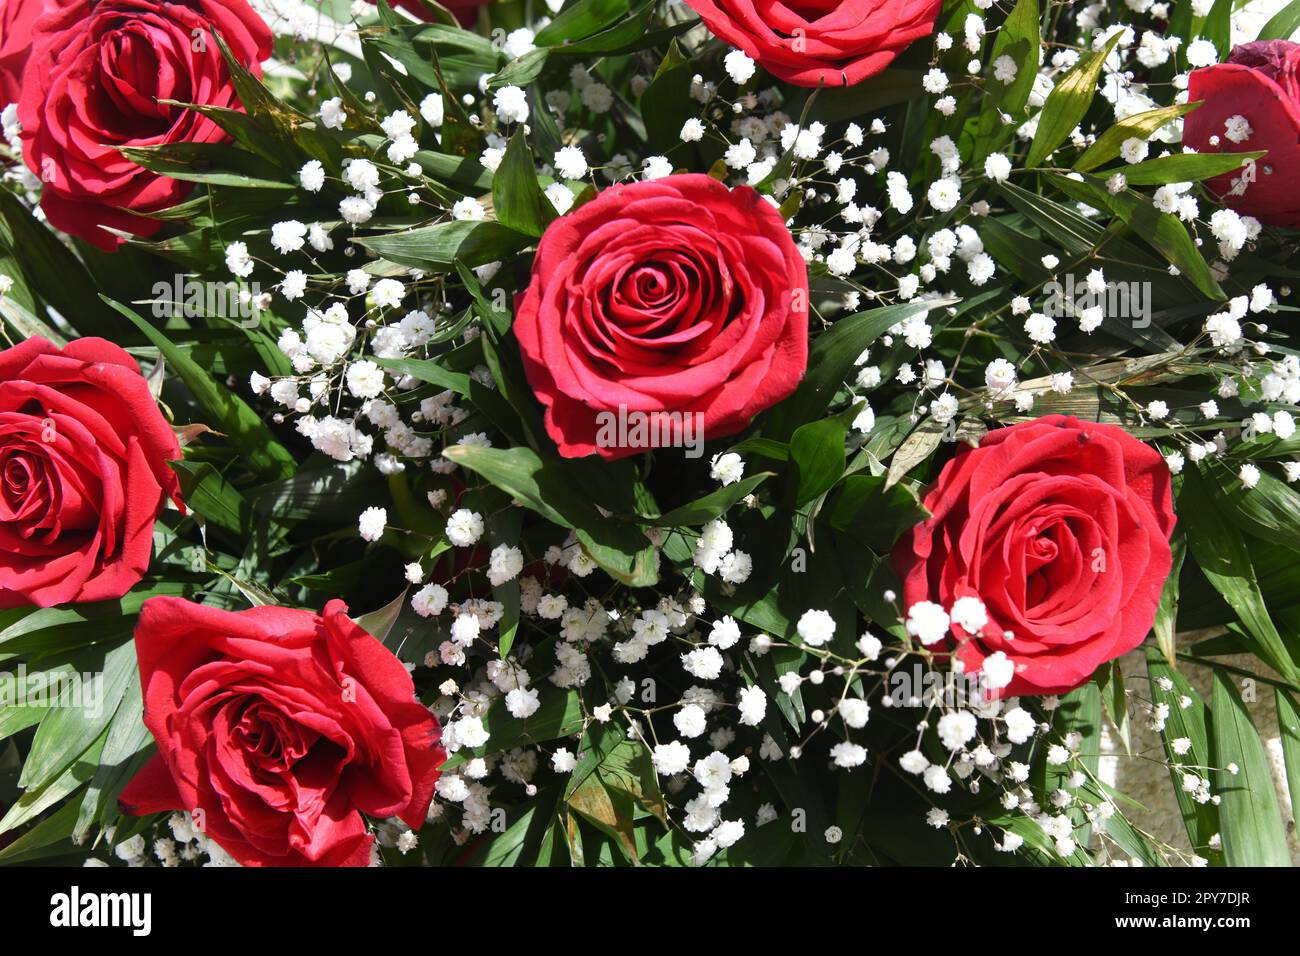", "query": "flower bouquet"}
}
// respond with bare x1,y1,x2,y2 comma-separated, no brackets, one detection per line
0,0,1298,870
